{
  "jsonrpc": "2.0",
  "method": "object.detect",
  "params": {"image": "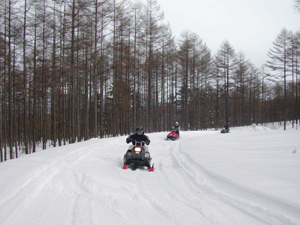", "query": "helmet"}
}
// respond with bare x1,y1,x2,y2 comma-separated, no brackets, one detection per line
175,122,179,126
136,126,144,135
